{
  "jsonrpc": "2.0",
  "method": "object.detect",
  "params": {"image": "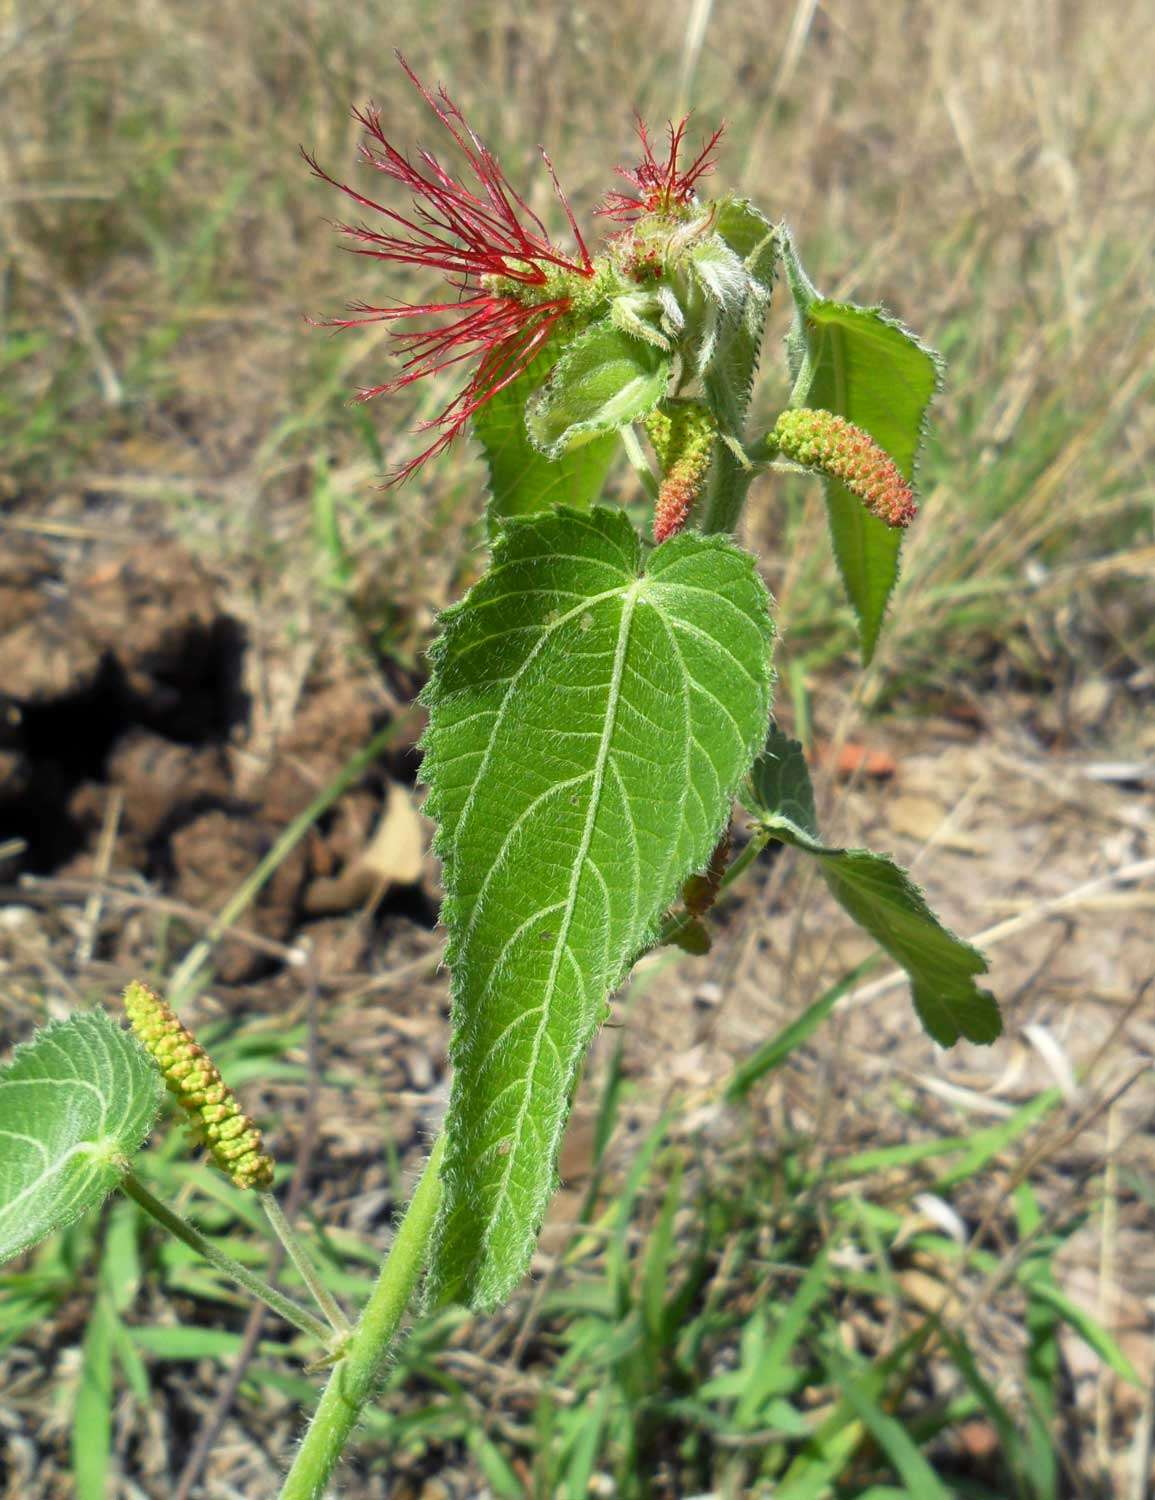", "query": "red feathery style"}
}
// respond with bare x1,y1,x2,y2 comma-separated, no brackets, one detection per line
304,56,595,482
598,115,725,221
